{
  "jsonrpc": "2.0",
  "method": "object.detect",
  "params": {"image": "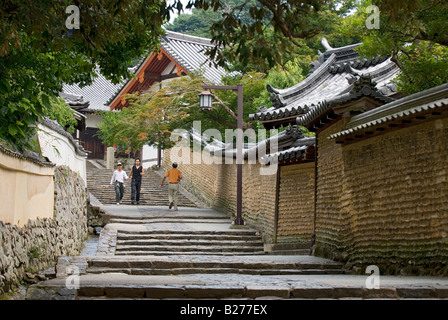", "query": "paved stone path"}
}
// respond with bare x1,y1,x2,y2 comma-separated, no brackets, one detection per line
26,204,448,300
